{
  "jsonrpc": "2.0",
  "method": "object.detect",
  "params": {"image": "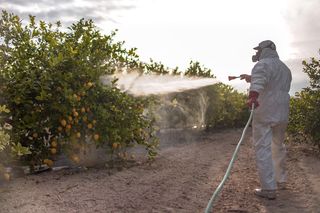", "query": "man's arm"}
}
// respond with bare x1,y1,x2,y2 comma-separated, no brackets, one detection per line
240,74,251,83
250,62,269,93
